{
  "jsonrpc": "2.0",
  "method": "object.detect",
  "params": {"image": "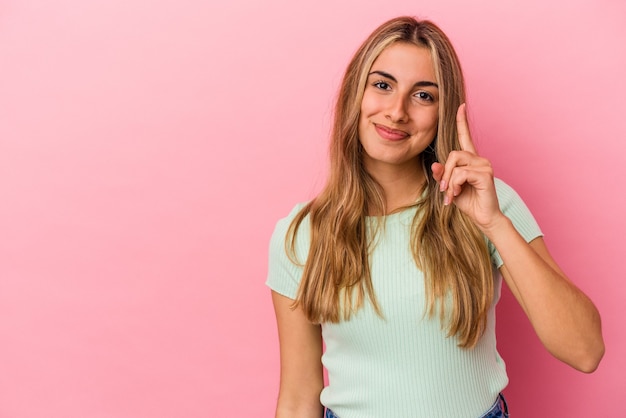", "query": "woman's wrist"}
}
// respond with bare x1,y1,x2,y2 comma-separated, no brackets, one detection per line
478,212,515,242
